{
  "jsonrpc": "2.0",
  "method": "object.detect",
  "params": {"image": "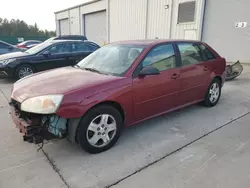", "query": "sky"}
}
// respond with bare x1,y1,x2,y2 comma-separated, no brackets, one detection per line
0,0,90,31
